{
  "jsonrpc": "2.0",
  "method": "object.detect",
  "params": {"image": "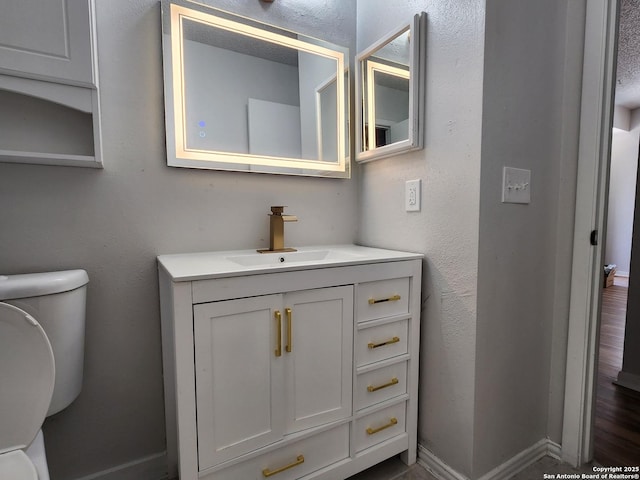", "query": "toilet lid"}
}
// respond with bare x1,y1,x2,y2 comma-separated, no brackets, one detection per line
0,302,55,455
0,451,37,480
